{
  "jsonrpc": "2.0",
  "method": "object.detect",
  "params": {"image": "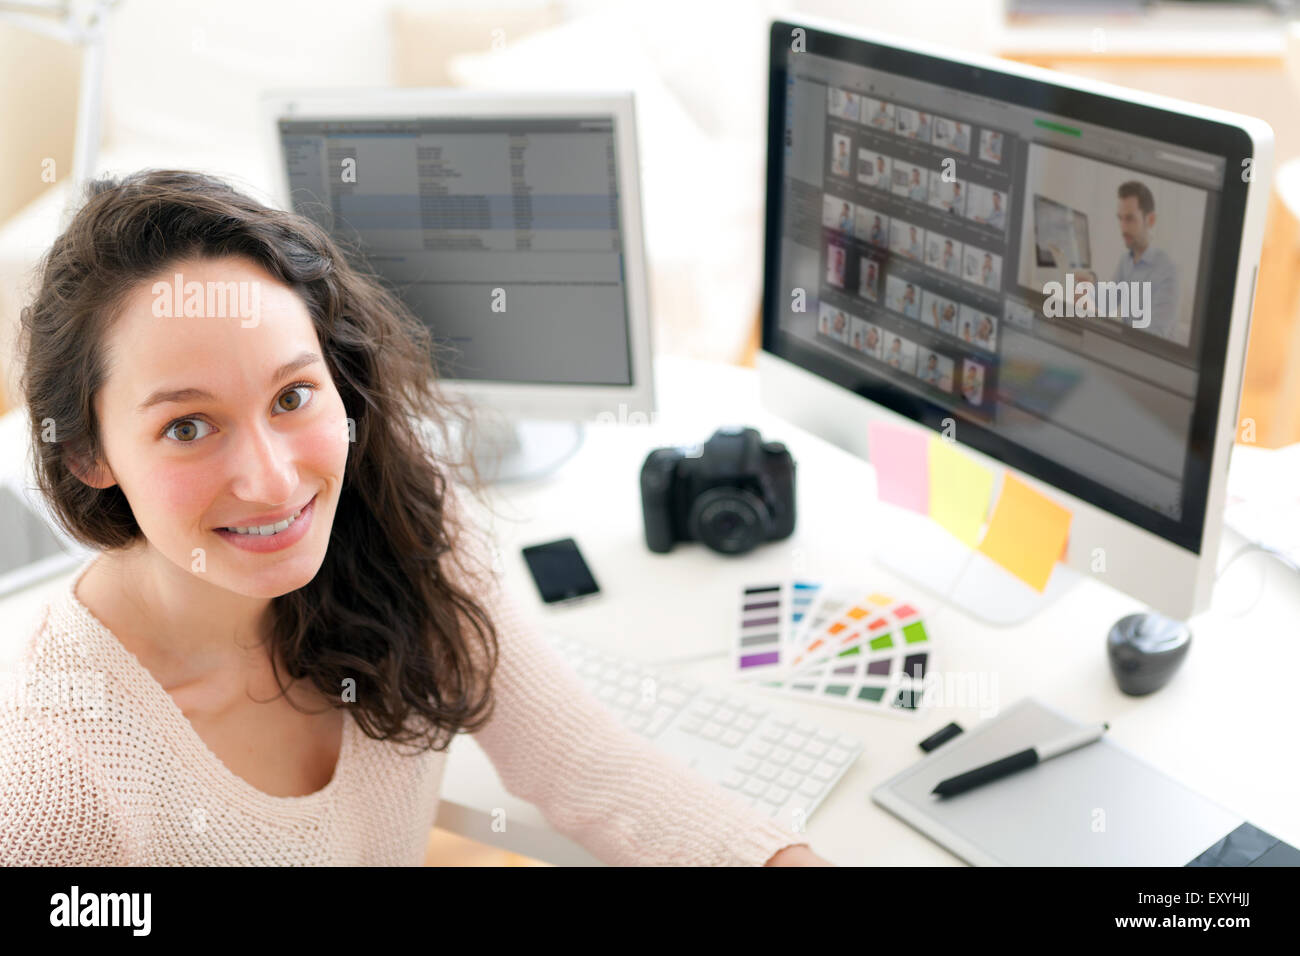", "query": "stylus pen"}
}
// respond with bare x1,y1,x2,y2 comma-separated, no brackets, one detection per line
931,723,1109,798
